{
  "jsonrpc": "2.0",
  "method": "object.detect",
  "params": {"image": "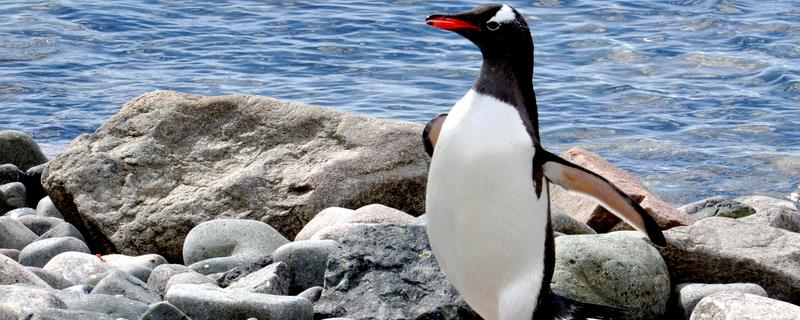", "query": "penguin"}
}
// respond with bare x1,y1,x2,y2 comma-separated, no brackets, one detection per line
422,4,667,320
